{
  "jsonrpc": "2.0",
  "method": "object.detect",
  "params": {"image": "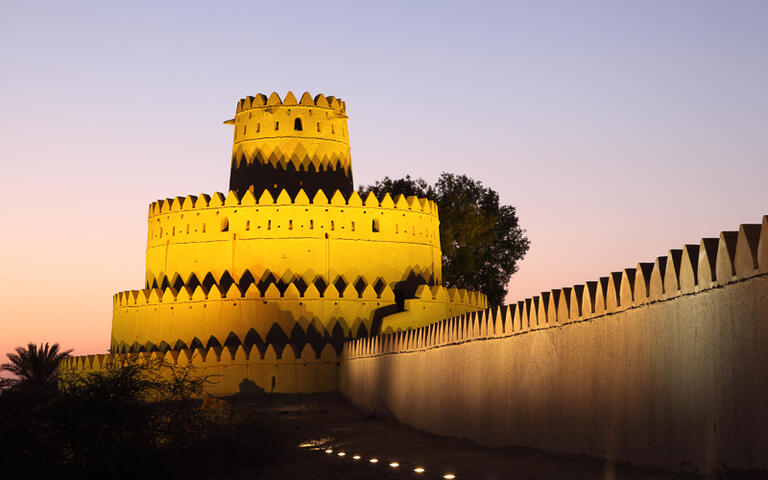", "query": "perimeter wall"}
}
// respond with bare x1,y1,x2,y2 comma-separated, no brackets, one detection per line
340,217,768,473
